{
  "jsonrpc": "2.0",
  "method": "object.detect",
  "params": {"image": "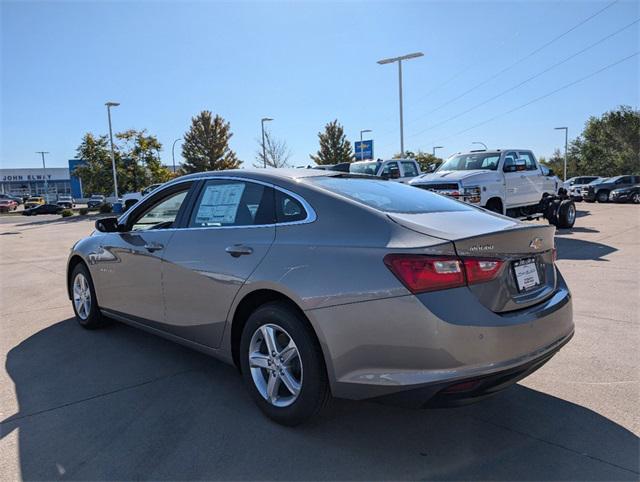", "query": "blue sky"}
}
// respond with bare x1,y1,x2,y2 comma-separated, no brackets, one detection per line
1,0,638,169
